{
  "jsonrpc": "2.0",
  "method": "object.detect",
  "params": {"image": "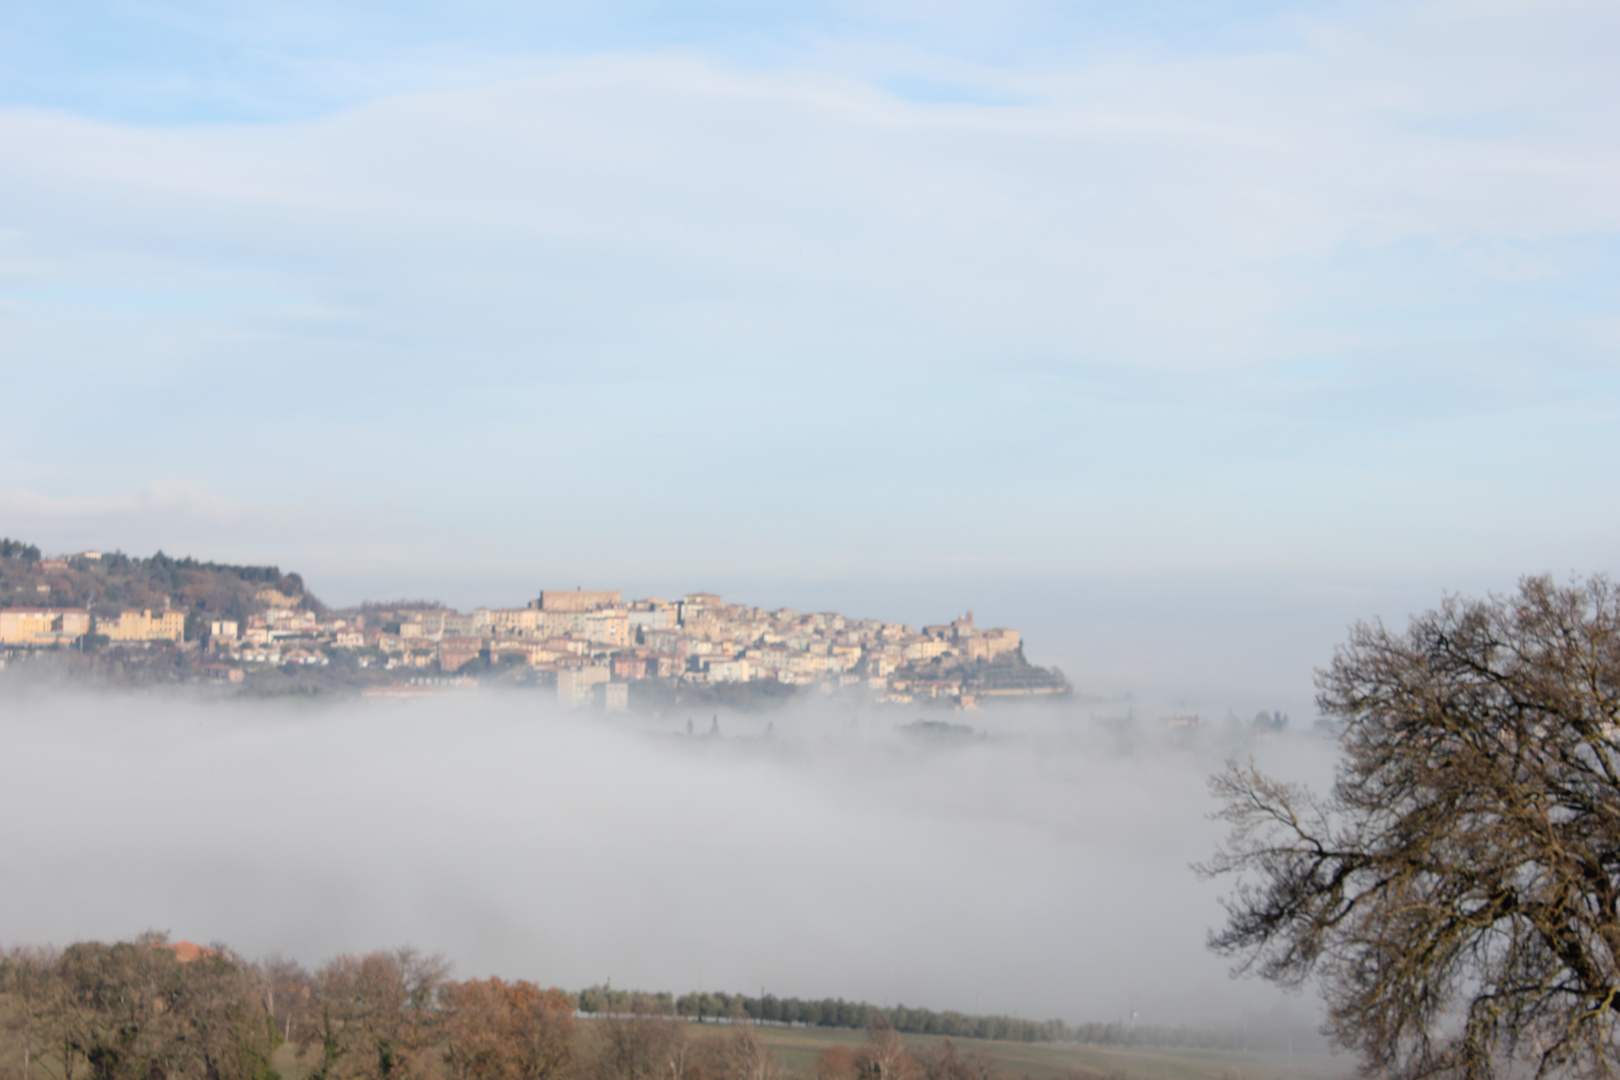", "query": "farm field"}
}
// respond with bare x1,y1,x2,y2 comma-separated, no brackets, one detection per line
738,1022,1350,1080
